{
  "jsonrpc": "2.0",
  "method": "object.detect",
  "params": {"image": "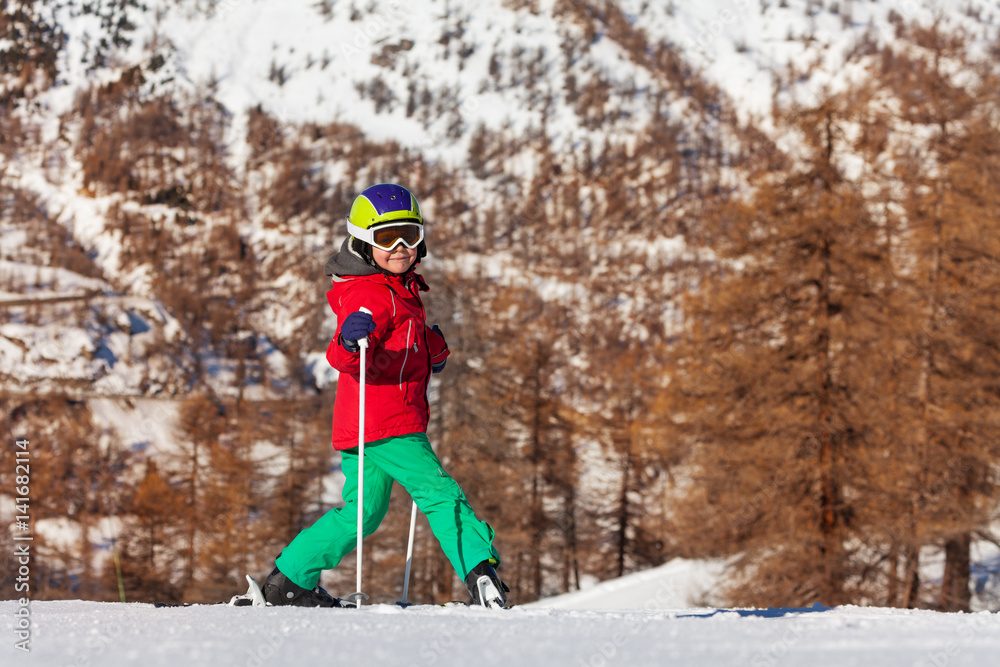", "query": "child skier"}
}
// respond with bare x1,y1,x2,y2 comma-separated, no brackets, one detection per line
262,183,508,608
